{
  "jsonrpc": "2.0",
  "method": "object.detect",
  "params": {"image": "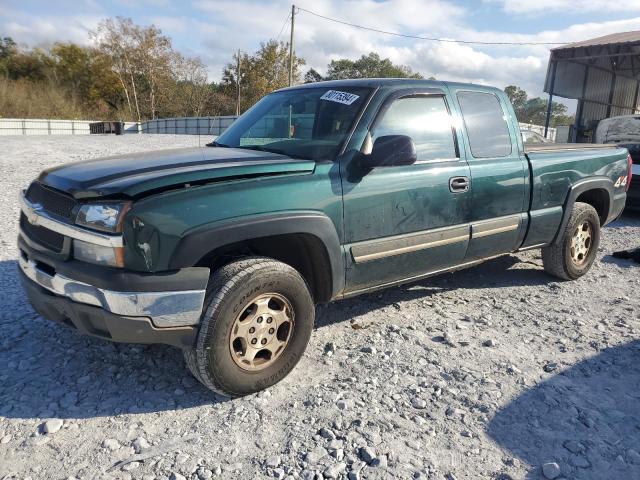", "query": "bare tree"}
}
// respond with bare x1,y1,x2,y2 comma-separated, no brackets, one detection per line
172,54,212,117
92,18,143,121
